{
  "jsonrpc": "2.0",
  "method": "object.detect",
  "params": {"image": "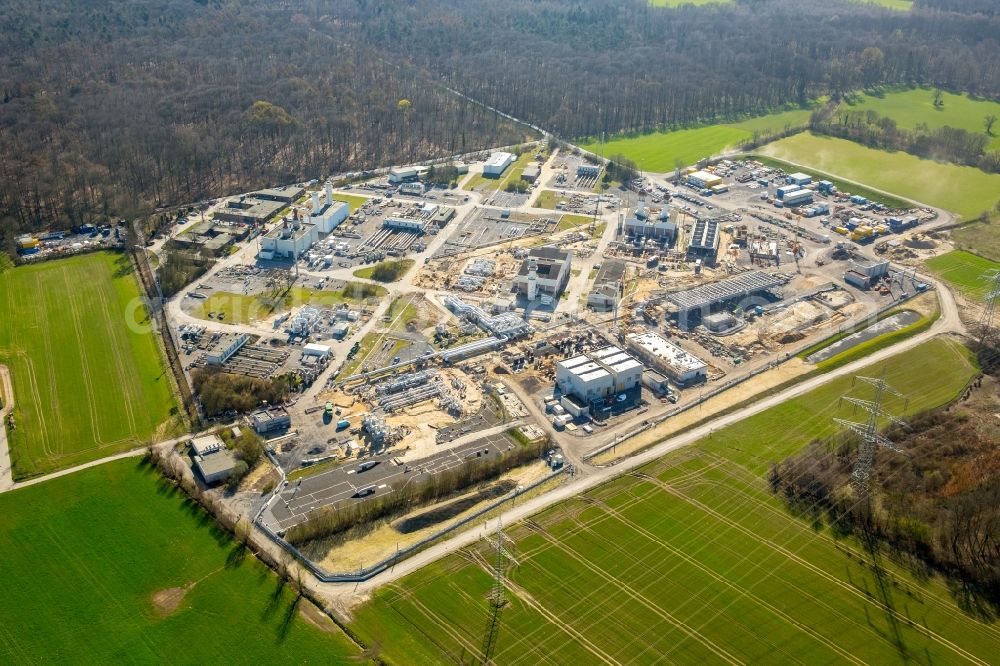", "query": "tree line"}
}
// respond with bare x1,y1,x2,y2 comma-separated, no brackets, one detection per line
811,103,1000,174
